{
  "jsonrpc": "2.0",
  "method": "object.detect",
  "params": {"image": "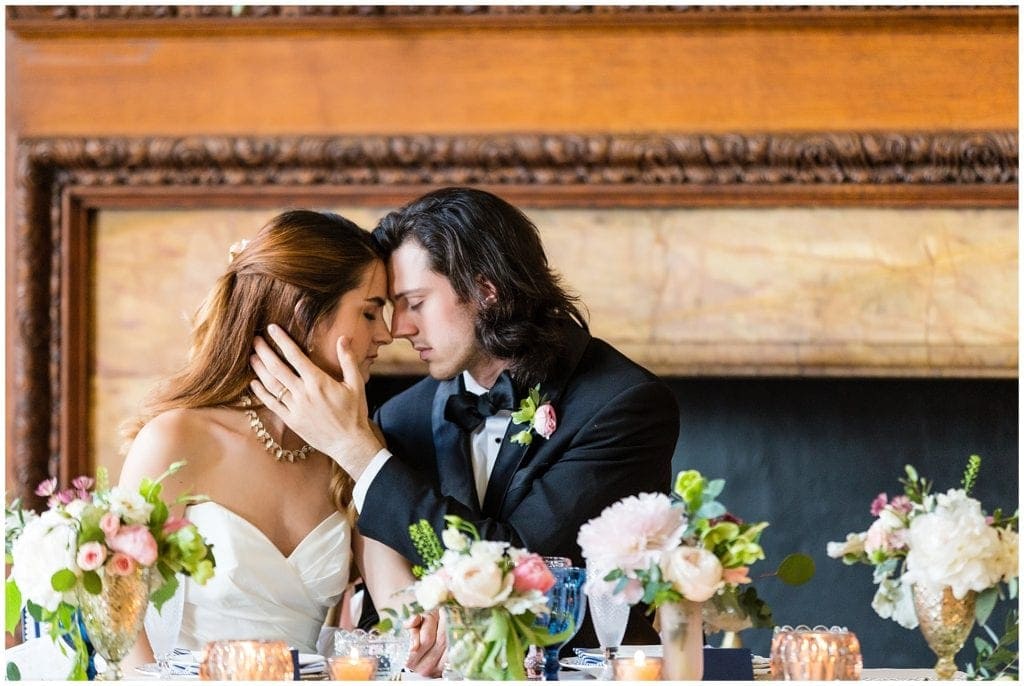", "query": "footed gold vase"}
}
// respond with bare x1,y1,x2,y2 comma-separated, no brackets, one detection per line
77,566,151,680
911,584,977,680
